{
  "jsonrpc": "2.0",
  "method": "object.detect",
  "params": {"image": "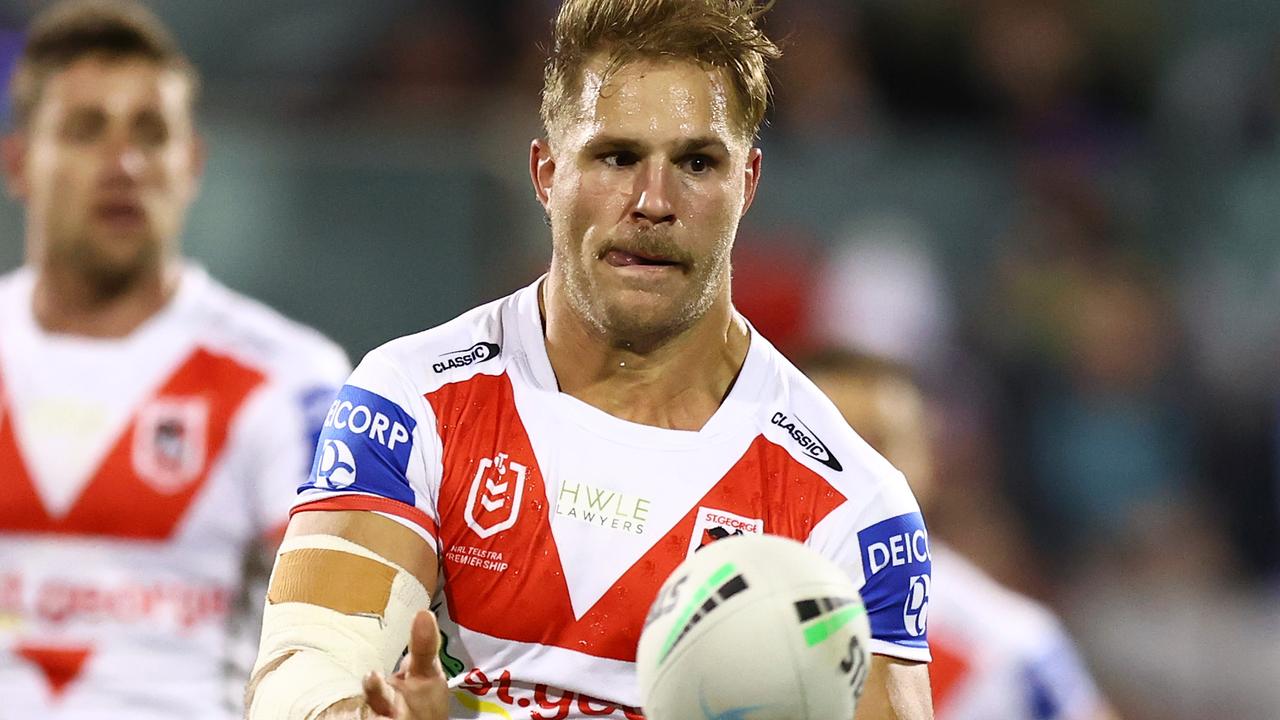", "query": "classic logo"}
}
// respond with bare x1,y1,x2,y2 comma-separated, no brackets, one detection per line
313,438,357,489
433,342,501,374
688,507,763,555
771,412,843,471
463,452,527,539
132,397,208,493
903,574,930,638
